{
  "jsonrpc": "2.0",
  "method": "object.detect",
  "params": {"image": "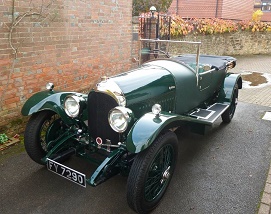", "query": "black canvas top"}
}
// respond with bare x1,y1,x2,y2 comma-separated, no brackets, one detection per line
172,54,236,70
